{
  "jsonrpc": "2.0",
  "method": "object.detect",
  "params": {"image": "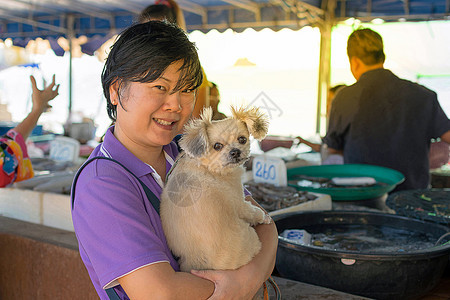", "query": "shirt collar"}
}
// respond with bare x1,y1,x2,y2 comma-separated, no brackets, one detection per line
360,68,391,81
101,126,176,179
